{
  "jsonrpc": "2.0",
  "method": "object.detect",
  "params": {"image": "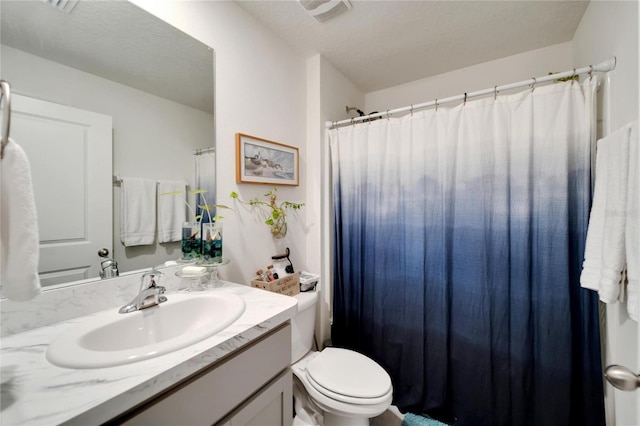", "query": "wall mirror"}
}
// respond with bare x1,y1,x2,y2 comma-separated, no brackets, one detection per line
0,0,215,291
